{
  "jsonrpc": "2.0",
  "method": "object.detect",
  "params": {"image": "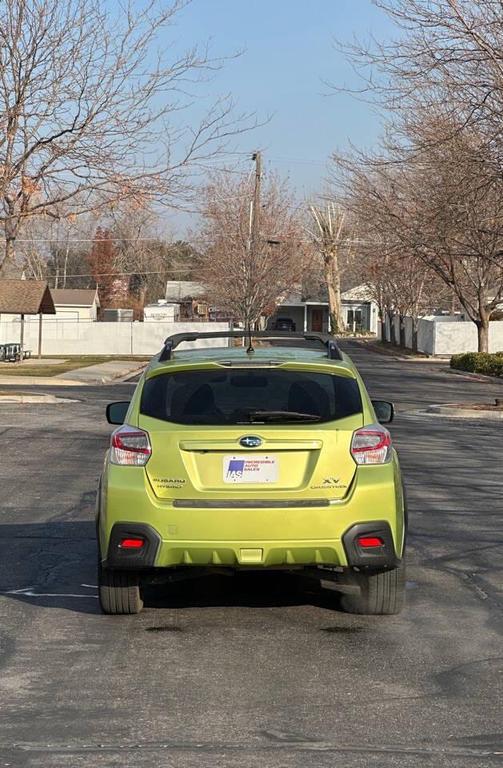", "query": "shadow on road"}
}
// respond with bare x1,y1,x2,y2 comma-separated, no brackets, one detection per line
143,570,339,612
0,521,344,615
0,520,99,615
